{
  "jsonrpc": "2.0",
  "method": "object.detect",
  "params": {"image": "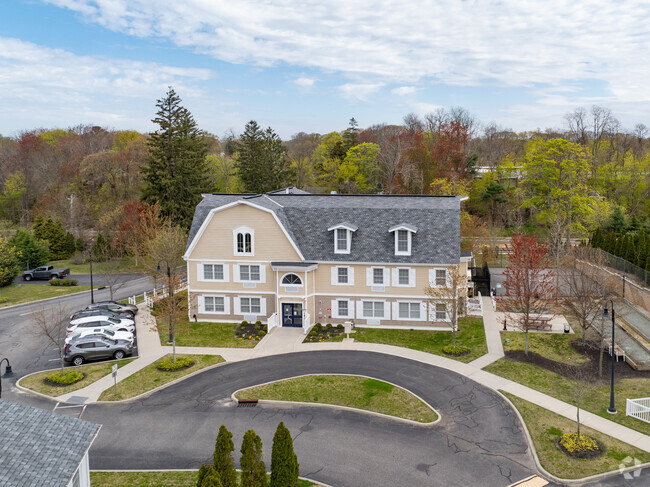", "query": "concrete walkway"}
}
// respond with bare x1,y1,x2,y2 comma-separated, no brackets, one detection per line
53,301,650,454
